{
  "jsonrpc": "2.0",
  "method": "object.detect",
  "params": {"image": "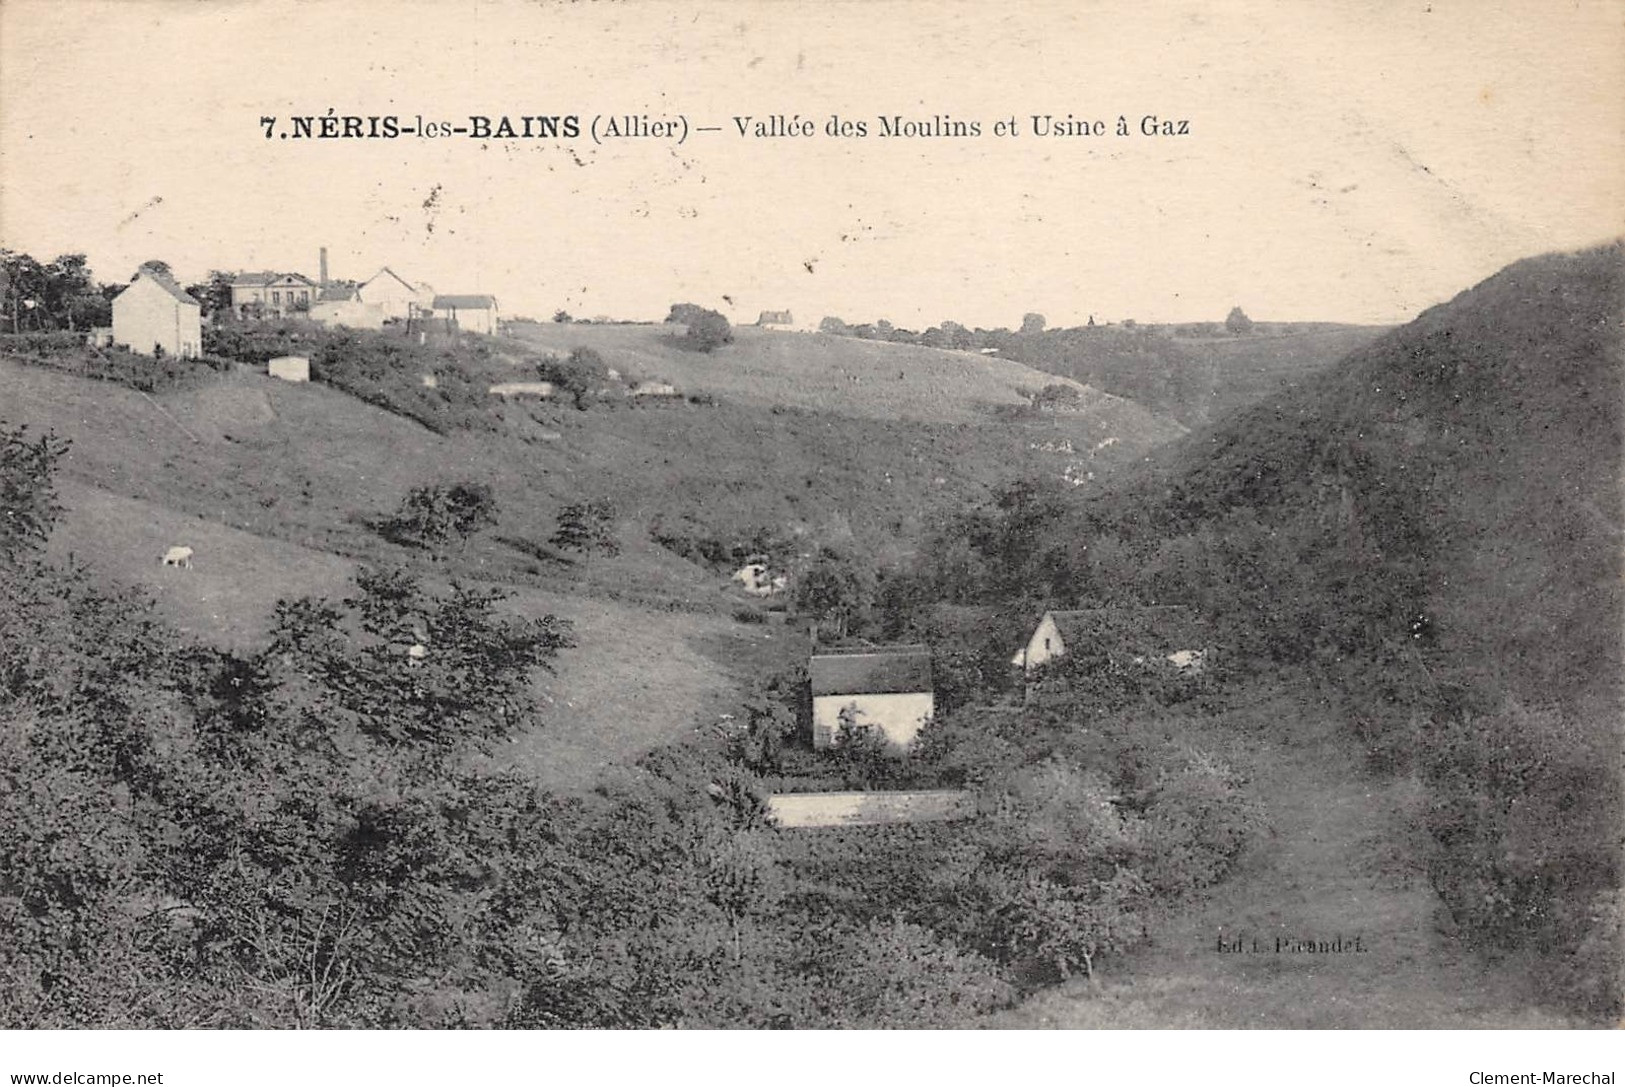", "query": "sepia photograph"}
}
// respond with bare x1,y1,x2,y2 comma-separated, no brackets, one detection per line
0,0,1621,1077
